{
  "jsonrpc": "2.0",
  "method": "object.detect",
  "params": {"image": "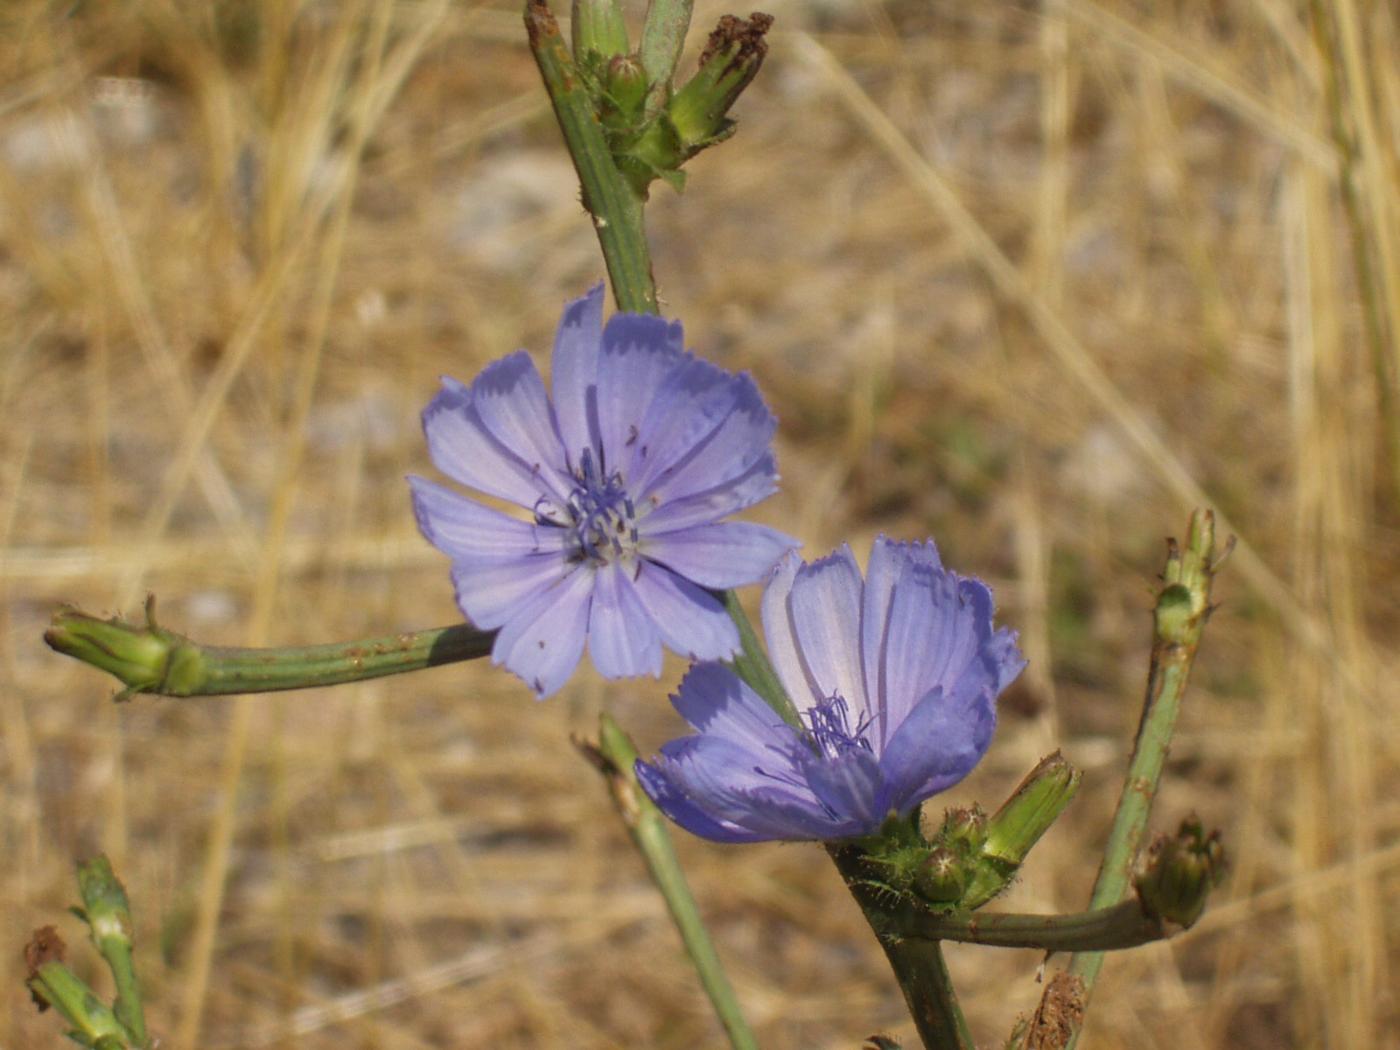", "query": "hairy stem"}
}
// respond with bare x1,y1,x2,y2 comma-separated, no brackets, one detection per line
526,0,658,314
830,844,974,1050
